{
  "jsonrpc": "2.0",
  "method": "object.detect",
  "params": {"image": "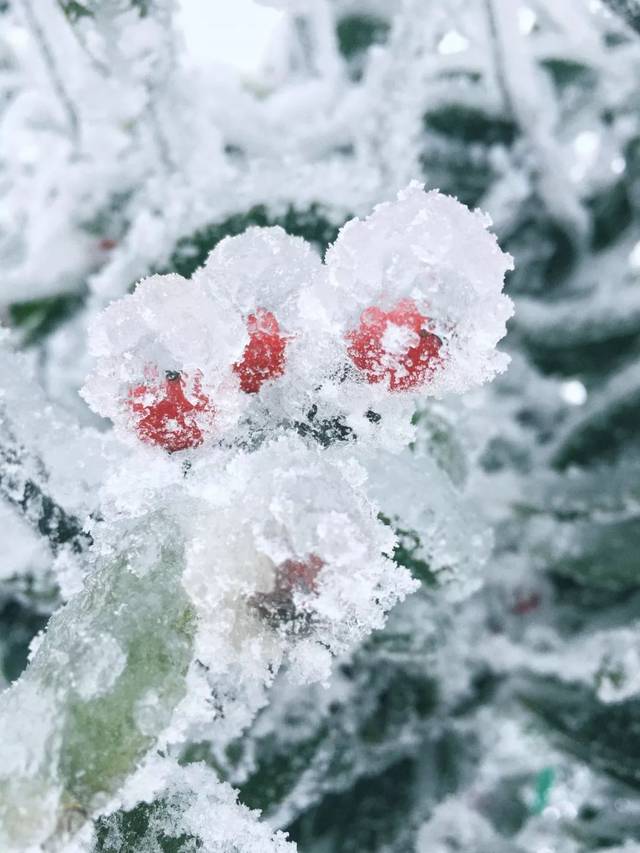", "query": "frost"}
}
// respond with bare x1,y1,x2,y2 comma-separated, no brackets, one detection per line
3,1,640,851
321,182,514,397
82,184,512,459
415,801,502,853
0,182,513,850
181,439,416,693
596,628,640,704
65,637,125,703
96,756,296,853
196,225,323,328
81,273,248,446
